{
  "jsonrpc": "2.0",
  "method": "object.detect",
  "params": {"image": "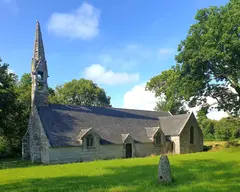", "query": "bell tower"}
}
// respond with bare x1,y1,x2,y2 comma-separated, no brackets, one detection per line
31,21,49,107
